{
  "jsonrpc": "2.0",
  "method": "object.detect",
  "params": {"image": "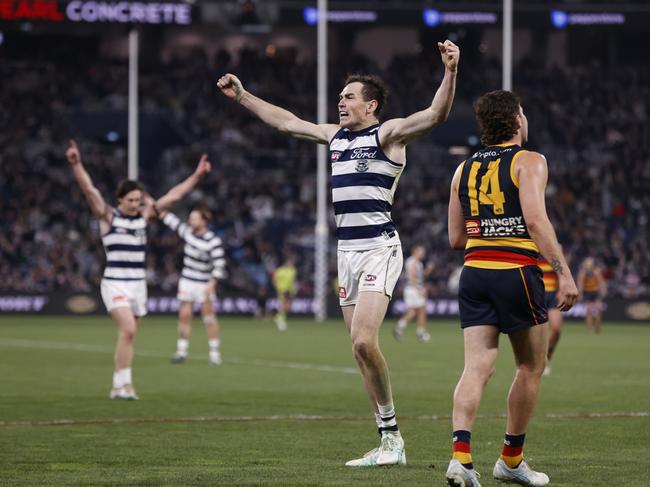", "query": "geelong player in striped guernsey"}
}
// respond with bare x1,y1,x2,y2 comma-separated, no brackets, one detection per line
160,205,226,366
66,140,211,400
218,40,459,467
